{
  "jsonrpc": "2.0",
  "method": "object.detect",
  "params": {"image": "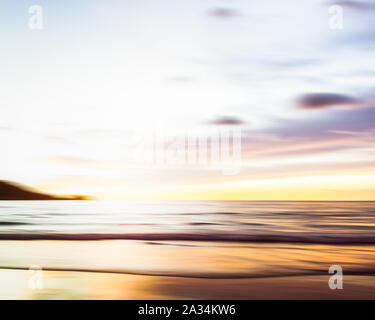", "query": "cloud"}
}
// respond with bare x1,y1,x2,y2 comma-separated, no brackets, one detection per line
276,106,375,138
206,116,247,126
327,1,375,47
0,126,13,131
297,93,361,109
239,106,375,161
167,76,196,83
41,156,102,167
332,1,375,10
260,58,324,69
207,7,239,19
